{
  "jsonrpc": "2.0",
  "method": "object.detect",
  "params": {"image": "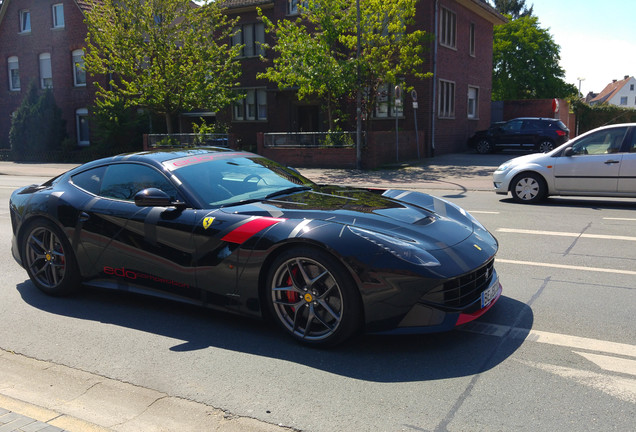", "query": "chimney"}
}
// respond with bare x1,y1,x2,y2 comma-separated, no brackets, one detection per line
625,75,630,80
